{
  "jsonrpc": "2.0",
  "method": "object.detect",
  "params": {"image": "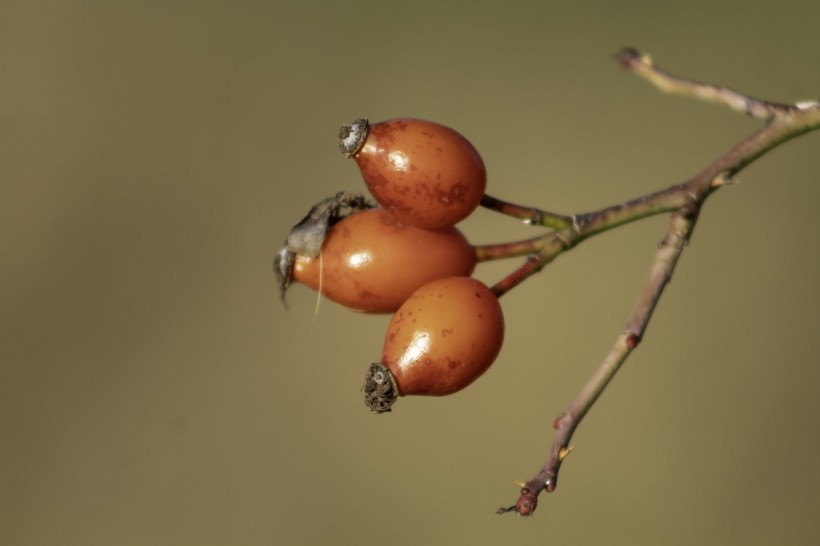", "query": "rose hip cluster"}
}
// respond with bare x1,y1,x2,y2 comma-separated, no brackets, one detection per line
275,118,504,413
